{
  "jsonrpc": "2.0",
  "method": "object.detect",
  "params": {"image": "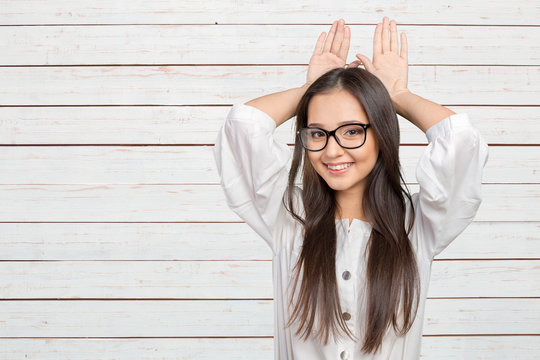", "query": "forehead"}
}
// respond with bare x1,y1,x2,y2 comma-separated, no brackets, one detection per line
307,89,369,128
